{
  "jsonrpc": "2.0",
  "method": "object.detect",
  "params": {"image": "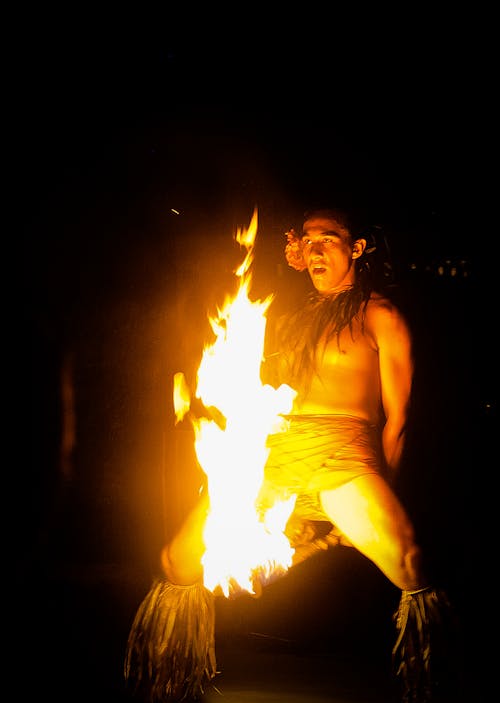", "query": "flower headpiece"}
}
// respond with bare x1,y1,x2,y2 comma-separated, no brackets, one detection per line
284,229,307,272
